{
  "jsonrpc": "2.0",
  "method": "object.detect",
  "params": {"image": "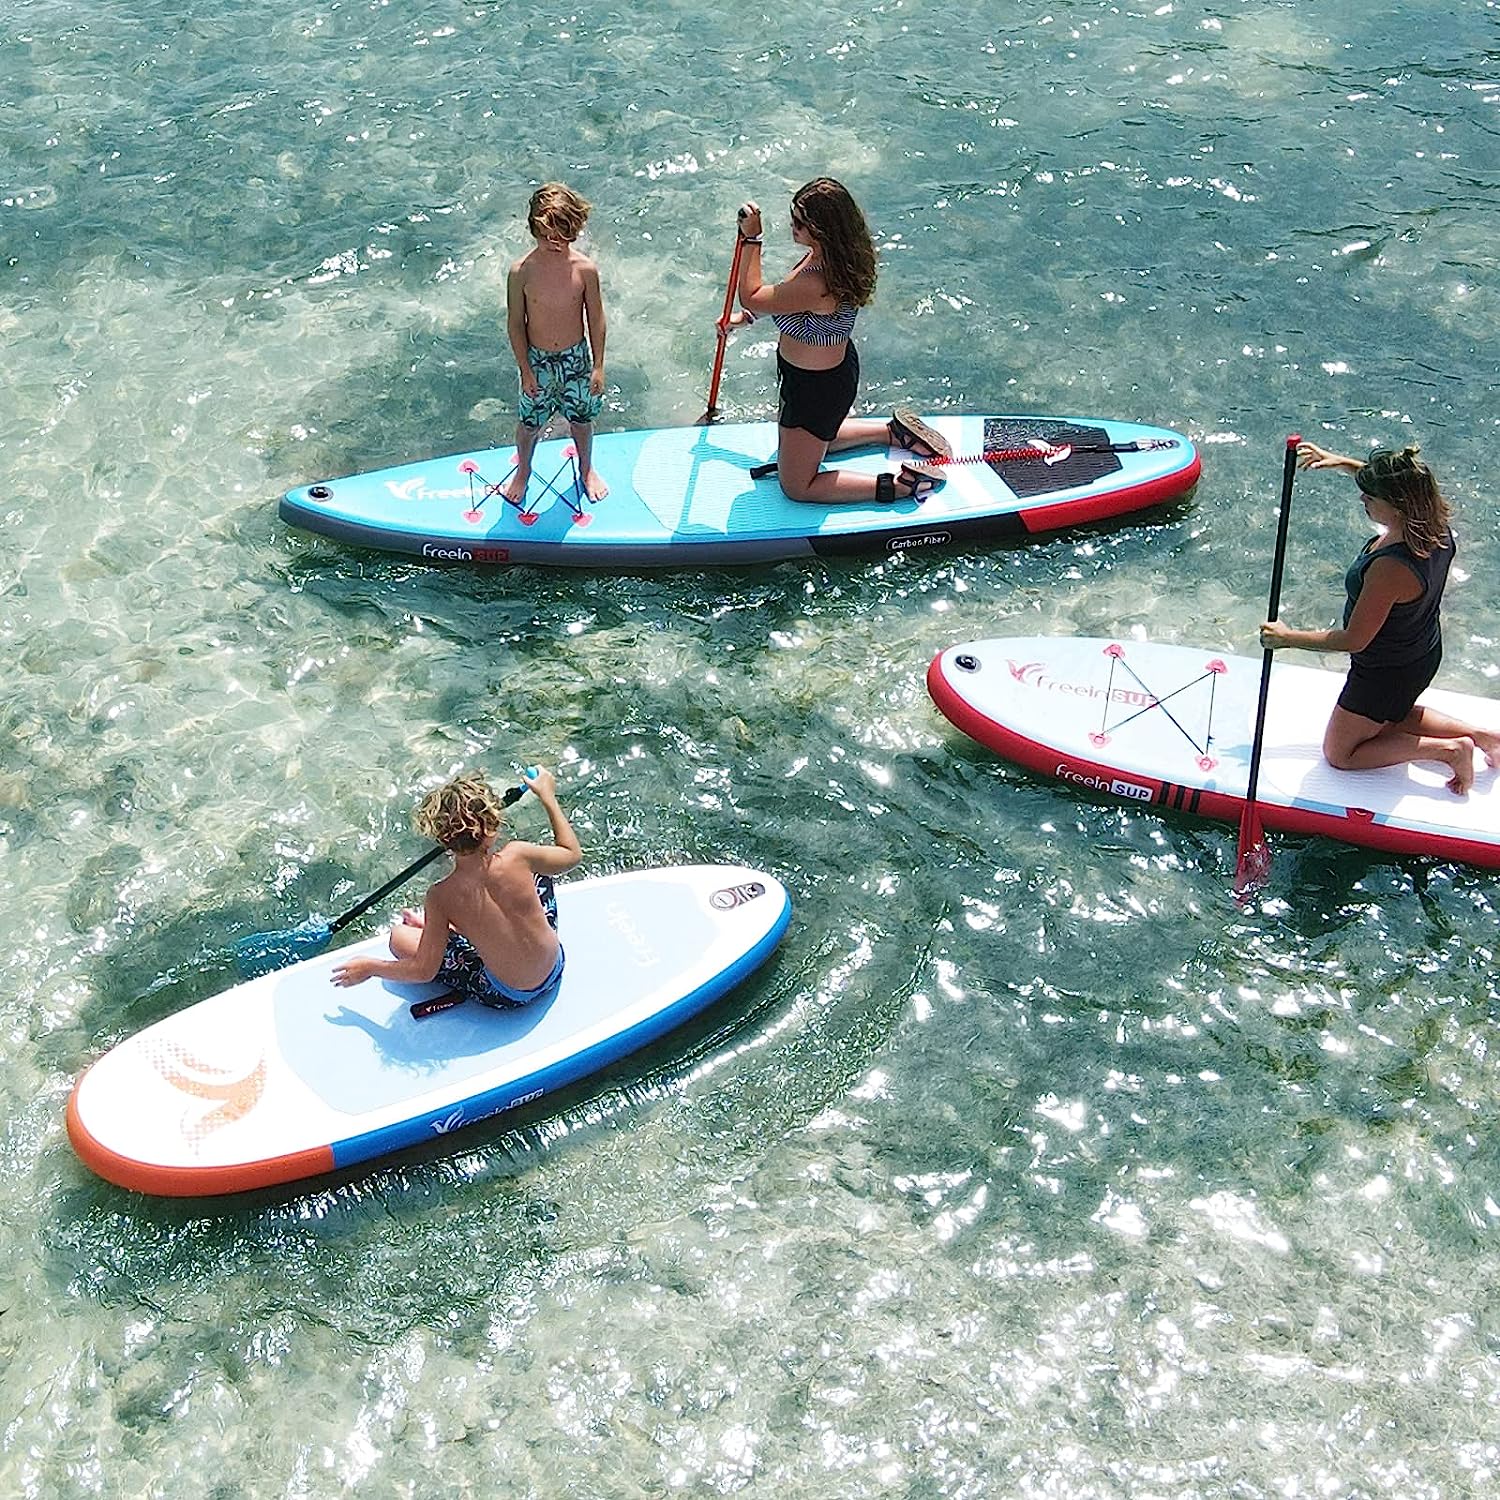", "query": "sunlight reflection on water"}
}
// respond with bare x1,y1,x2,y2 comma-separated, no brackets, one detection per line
7,0,1500,1493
